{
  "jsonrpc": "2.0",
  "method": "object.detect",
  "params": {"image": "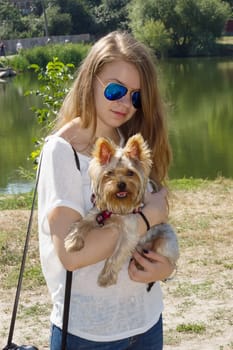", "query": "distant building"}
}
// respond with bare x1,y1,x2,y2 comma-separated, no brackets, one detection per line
10,0,34,15
225,19,233,35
